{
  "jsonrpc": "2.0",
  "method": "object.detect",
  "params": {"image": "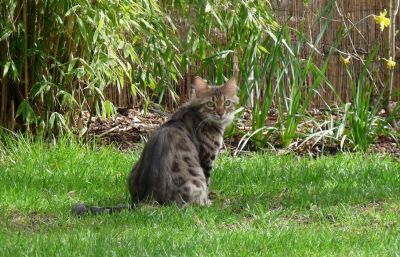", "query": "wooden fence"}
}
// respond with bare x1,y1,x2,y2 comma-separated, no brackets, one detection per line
105,0,400,109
